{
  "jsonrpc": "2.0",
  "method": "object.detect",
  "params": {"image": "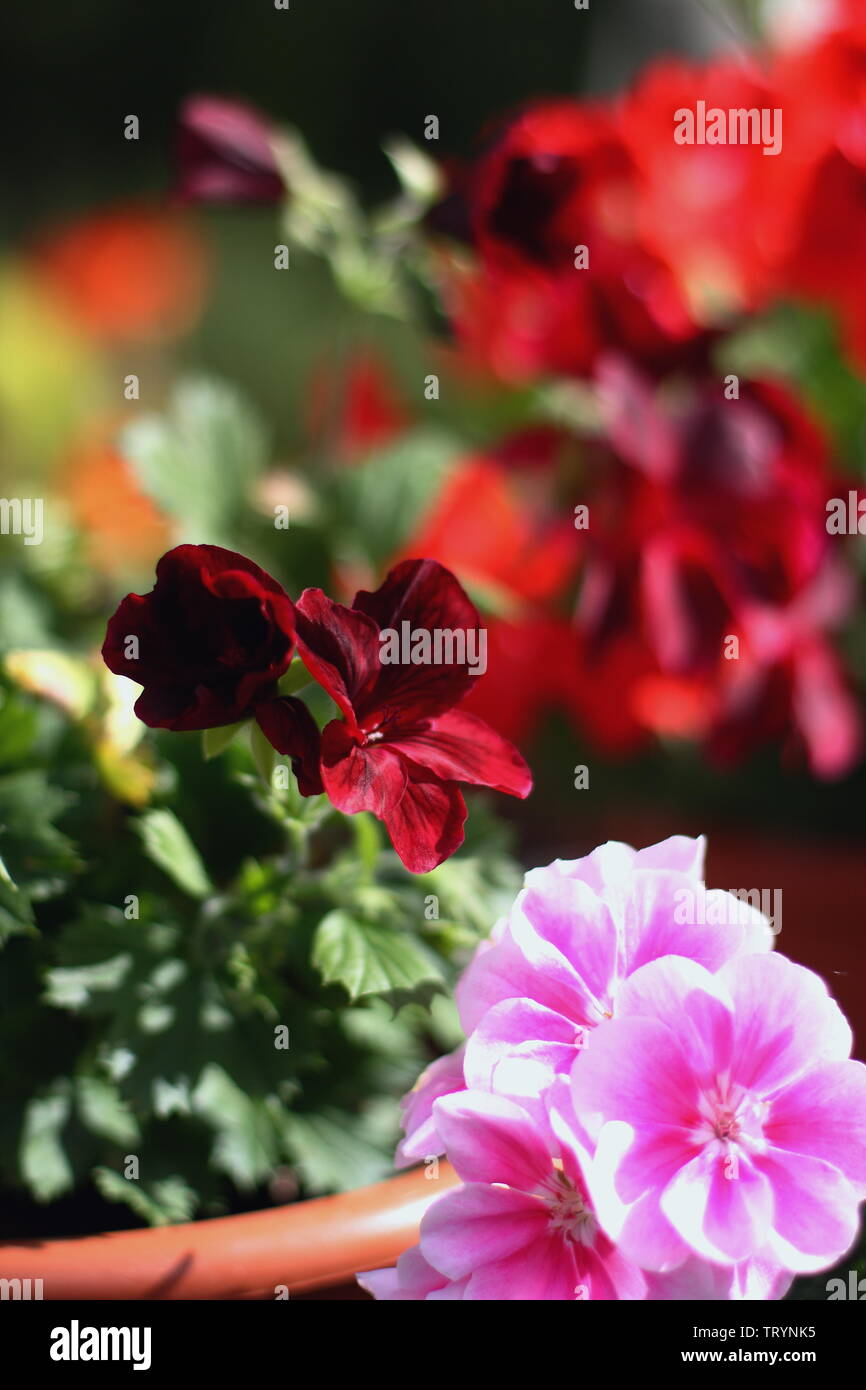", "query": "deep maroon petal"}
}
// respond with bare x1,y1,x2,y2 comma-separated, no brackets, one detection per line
388,709,532,797
102,544,296,732
294,590,381,728
352,559,487,723
255,697,324,796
